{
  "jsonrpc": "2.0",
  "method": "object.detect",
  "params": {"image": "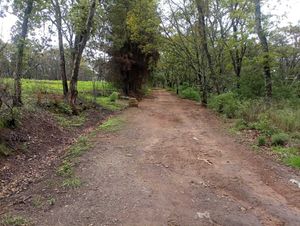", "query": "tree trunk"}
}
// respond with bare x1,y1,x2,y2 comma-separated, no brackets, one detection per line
196,0,220,95
69,0,97,114
13,0,34,106
254,0,272,102
52,0,68,98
